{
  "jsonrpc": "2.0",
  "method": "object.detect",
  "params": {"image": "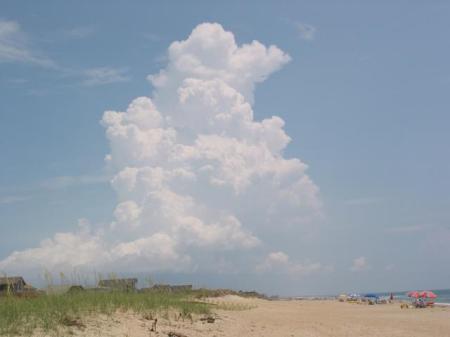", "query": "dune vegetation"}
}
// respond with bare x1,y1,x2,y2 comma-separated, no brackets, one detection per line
0,289,210,336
